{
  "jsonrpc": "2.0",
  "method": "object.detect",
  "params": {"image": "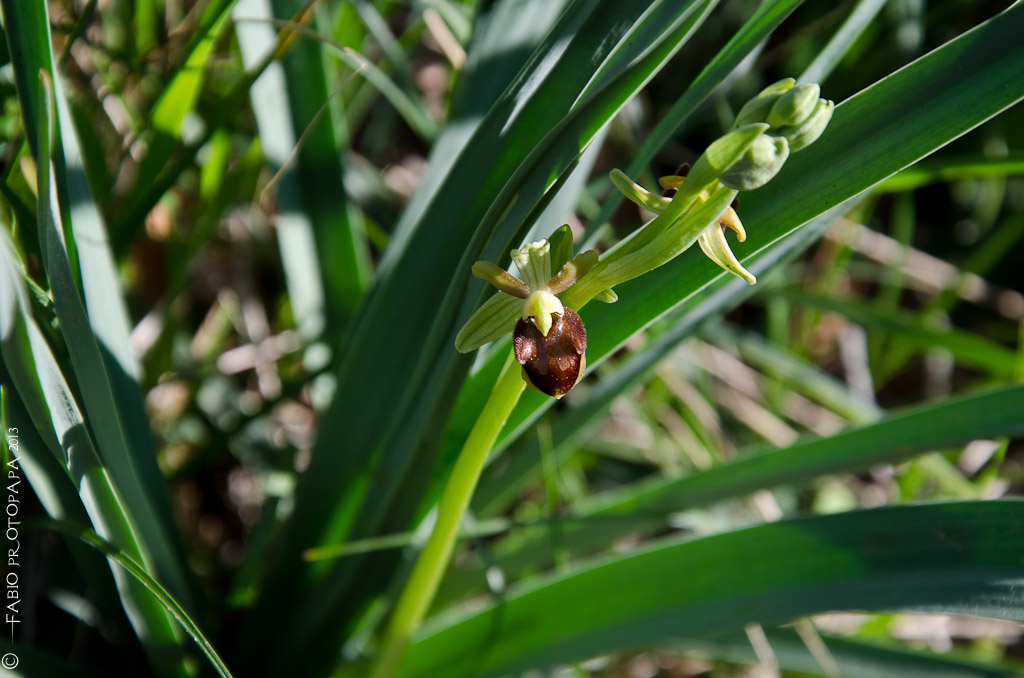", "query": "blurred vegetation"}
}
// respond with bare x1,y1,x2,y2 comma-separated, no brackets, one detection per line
1,0,1023,677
